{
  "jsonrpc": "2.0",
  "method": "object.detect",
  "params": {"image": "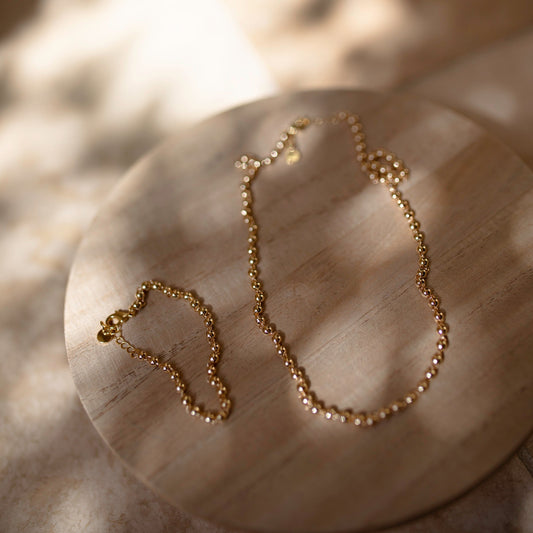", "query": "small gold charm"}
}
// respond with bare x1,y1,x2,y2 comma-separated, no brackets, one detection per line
285,146,301,165
97,328,115,343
